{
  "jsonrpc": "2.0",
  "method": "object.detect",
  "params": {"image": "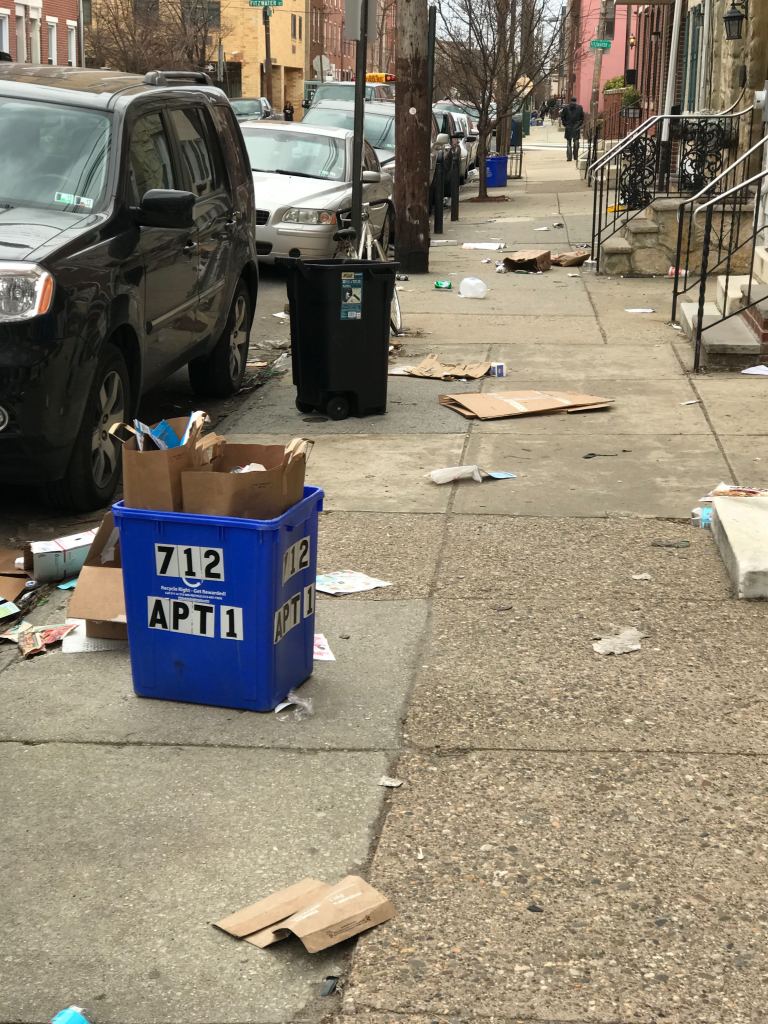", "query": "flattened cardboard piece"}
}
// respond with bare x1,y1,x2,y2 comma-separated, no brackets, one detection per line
0,548,26,577
0,575,28,603
122,416,220,513
23,528,98,583
182,442,307,521
392,354,491,381
215,878,330,939
439,390,613,421
243,876,395,954
551,250,590,267
502,249,551,272
68,513,127,640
